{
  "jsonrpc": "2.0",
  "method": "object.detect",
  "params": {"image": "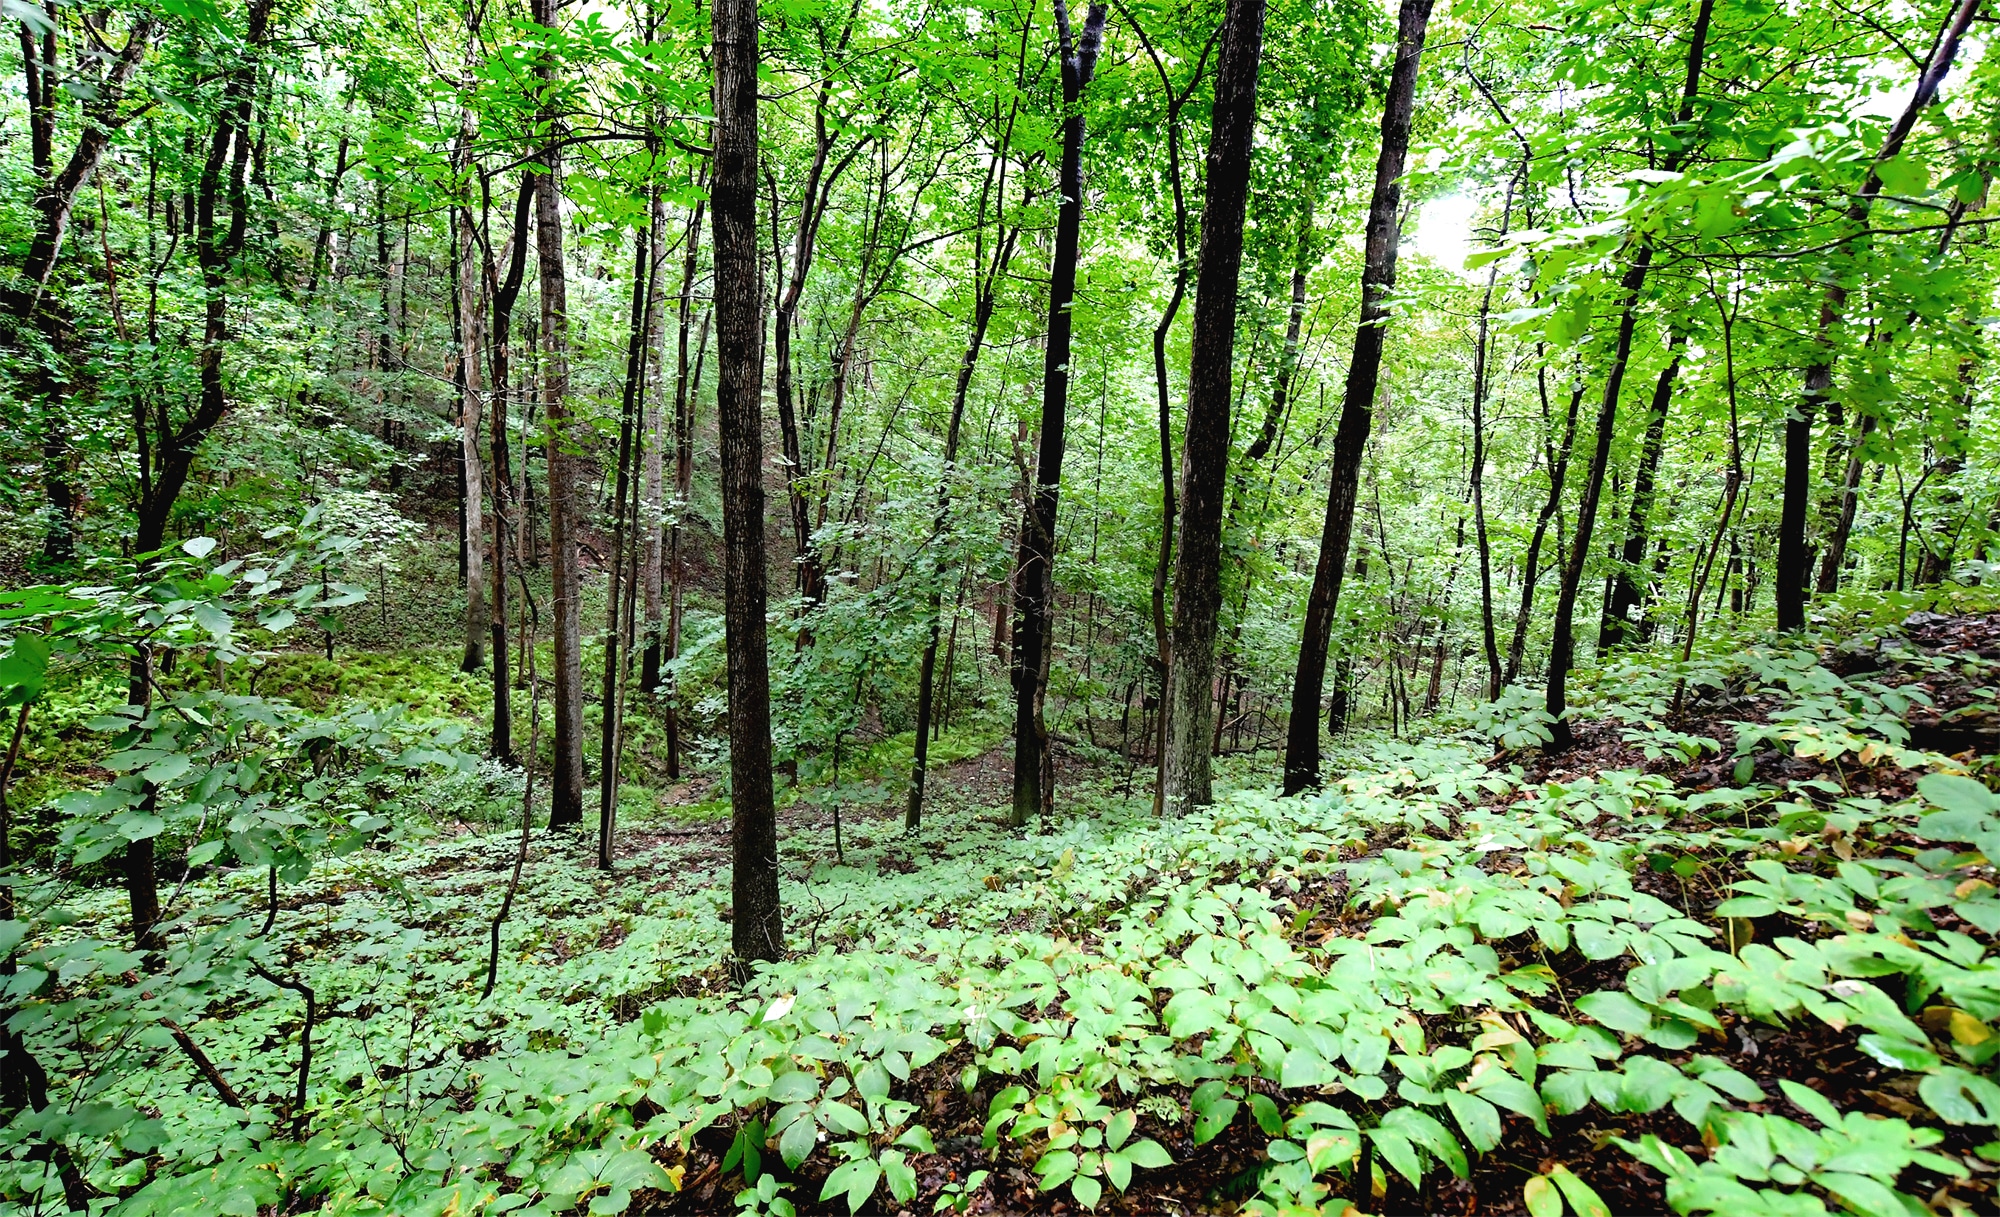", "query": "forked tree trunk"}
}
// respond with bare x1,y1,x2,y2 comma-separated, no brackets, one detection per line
1161,0,1268,815
1281,0,1433,795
